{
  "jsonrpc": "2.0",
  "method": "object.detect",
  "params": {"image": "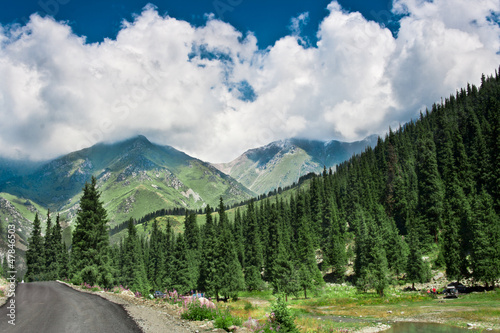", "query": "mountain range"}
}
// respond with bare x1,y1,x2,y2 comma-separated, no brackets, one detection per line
213,136,378,194
0,134,375,248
